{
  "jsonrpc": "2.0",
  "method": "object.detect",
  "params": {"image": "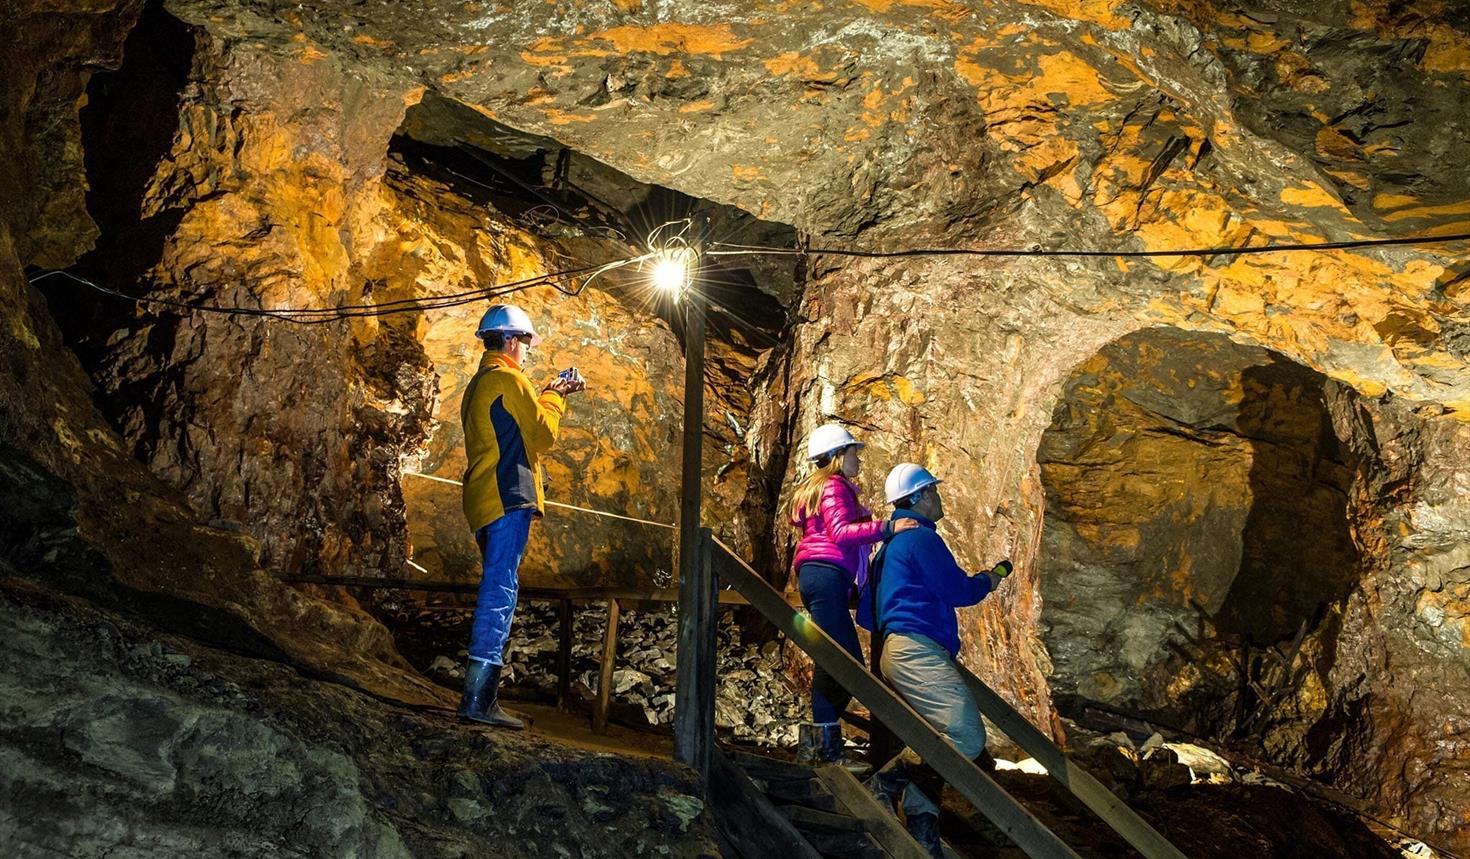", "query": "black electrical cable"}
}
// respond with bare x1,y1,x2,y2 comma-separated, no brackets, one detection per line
708,230,1470,260
26,258,628,325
